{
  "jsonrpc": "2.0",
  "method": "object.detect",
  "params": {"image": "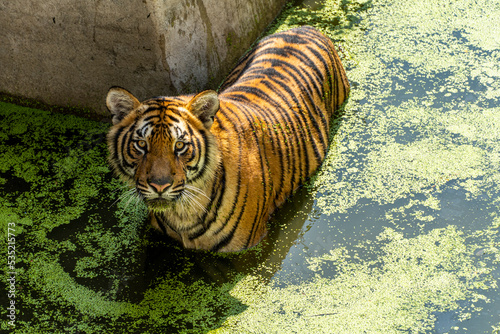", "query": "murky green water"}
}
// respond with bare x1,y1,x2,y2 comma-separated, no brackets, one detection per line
1,0,500,333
